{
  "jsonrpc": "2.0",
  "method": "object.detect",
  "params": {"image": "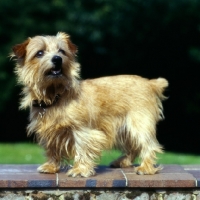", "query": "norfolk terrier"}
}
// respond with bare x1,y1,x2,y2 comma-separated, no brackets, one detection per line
11,32,168,177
